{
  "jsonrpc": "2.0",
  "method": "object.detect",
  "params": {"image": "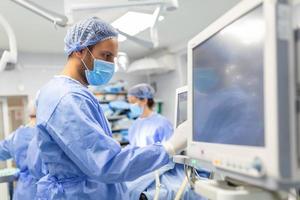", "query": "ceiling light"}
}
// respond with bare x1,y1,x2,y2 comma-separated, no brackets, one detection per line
112,11,164,42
